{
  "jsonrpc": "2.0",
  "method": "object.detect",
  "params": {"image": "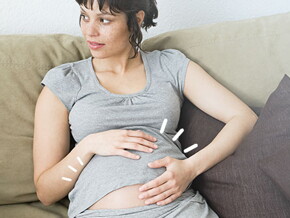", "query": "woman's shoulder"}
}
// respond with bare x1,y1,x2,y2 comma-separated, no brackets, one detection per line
143,49,188,67
46,57,91,81
143,48,186,60
143,48,184,55
50,57,89,72
43,58,89,85
40,59,87,111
